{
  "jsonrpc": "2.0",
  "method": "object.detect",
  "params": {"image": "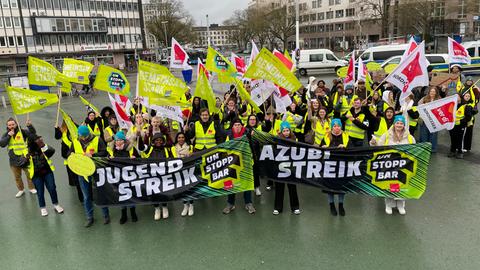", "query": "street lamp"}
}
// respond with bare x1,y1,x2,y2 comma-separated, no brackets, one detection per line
147,33,159,62
161,21,168,48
